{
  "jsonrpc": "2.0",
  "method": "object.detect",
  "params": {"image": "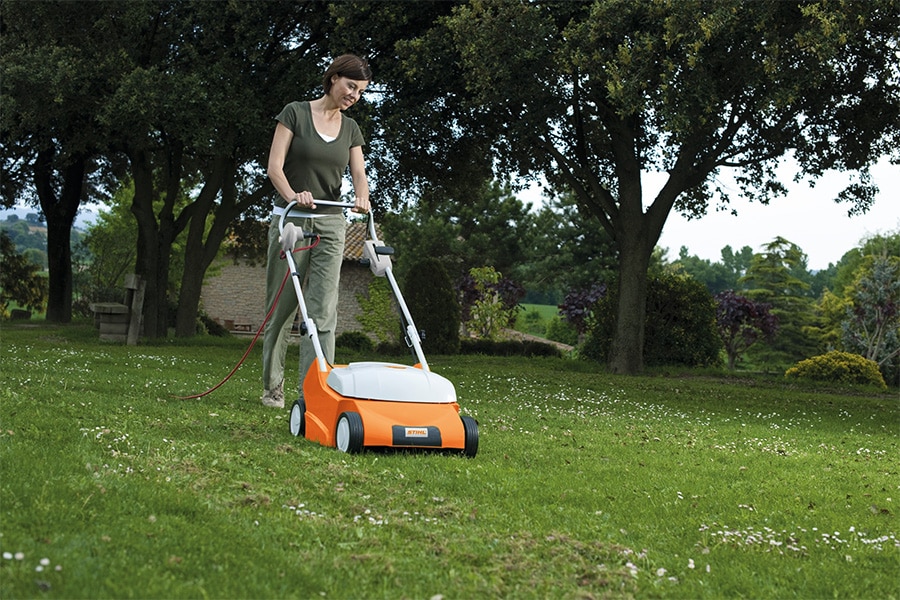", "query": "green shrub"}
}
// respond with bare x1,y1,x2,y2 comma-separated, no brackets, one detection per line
374,341,410,357
403,257,460,354
785,350,887,389
199,313,229,337
545,316,578,346
0,231,47,318
518,308,546,336
355,278,401,344
336,331,375,352
583,273,723,367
